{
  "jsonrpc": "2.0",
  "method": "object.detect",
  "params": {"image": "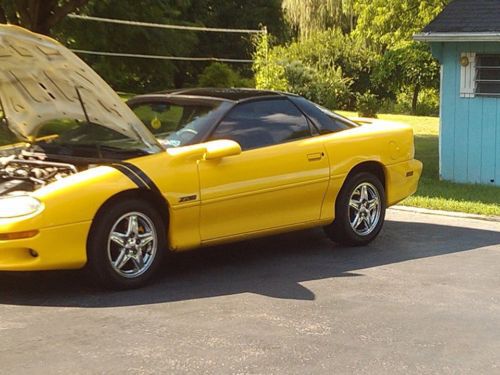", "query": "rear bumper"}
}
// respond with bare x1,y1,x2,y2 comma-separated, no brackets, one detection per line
385,159,423,206
0,221,90,271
